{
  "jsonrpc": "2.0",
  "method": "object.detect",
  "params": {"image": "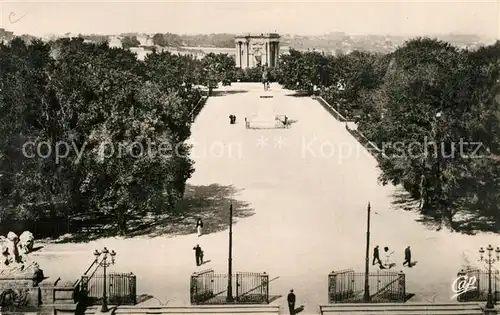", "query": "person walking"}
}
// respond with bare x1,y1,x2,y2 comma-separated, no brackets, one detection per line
403,246,412,267
372,245,383,266
383,246,394,268
287,289,296,315
196,218,203,237
193,245,202,266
